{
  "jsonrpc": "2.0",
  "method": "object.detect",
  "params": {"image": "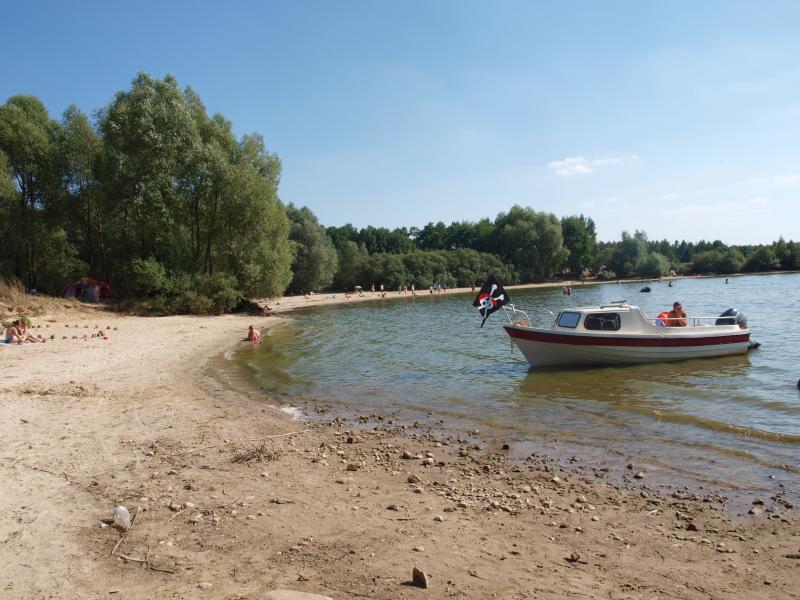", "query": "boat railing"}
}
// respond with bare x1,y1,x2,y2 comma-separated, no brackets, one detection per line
646,314,744,328
502,304,532,326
